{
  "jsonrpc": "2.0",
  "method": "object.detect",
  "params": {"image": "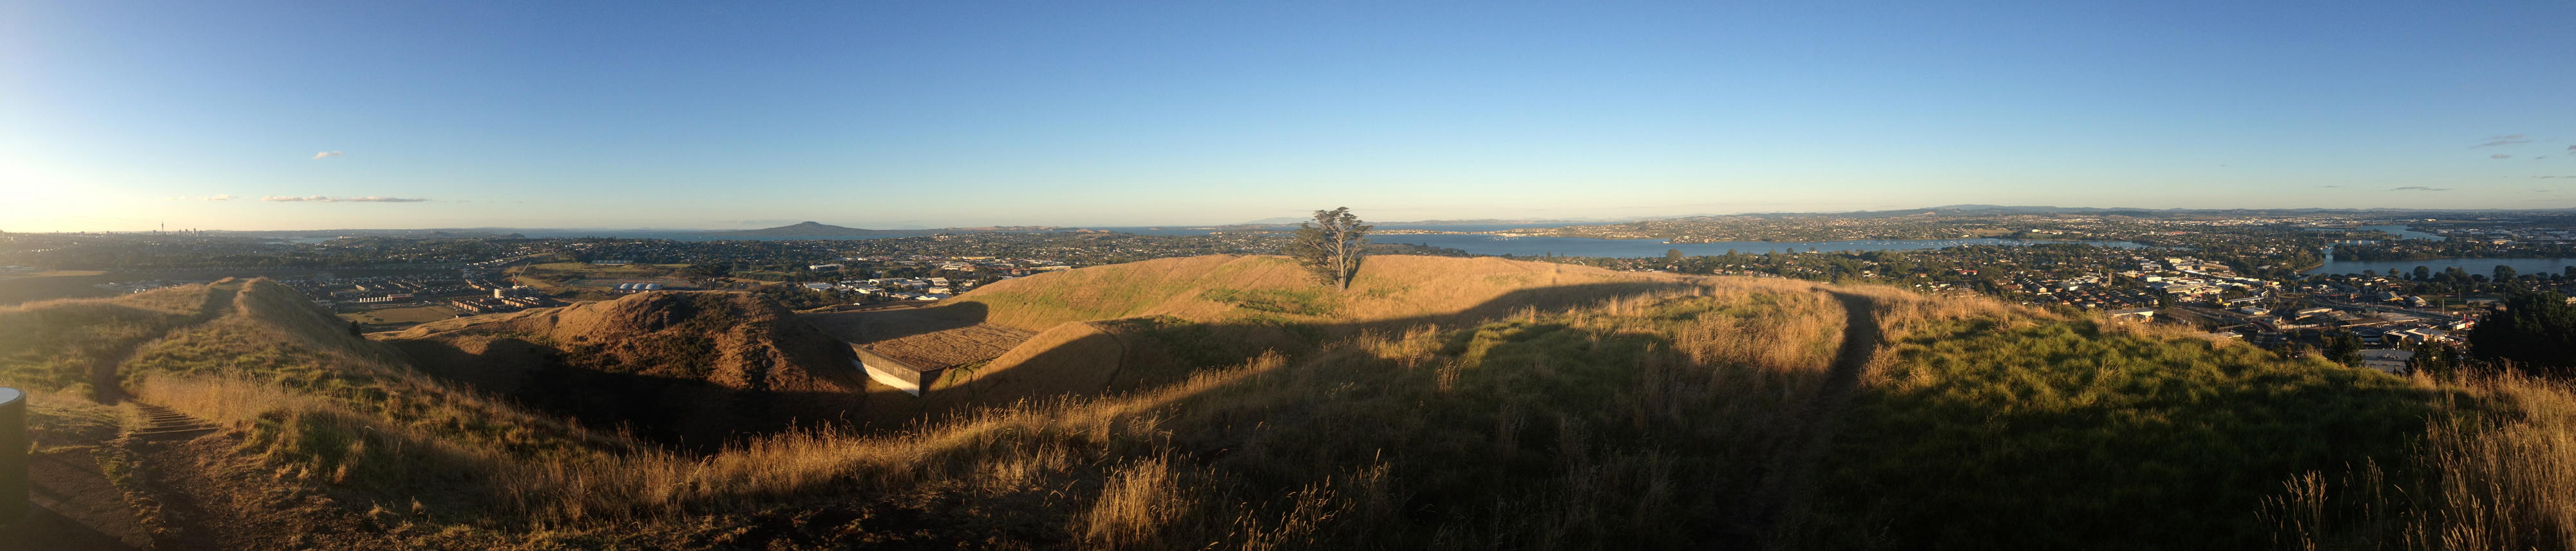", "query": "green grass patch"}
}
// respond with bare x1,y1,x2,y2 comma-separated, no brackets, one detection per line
1791,319,2443,549
26,397,122,452
1197,288,1339,317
